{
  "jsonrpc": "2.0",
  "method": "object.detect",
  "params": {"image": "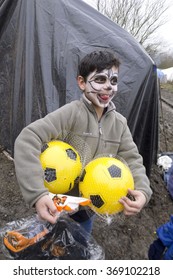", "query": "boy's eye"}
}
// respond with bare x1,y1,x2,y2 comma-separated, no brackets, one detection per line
94,75,107,84
93,75,118,85
110,76,118,85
